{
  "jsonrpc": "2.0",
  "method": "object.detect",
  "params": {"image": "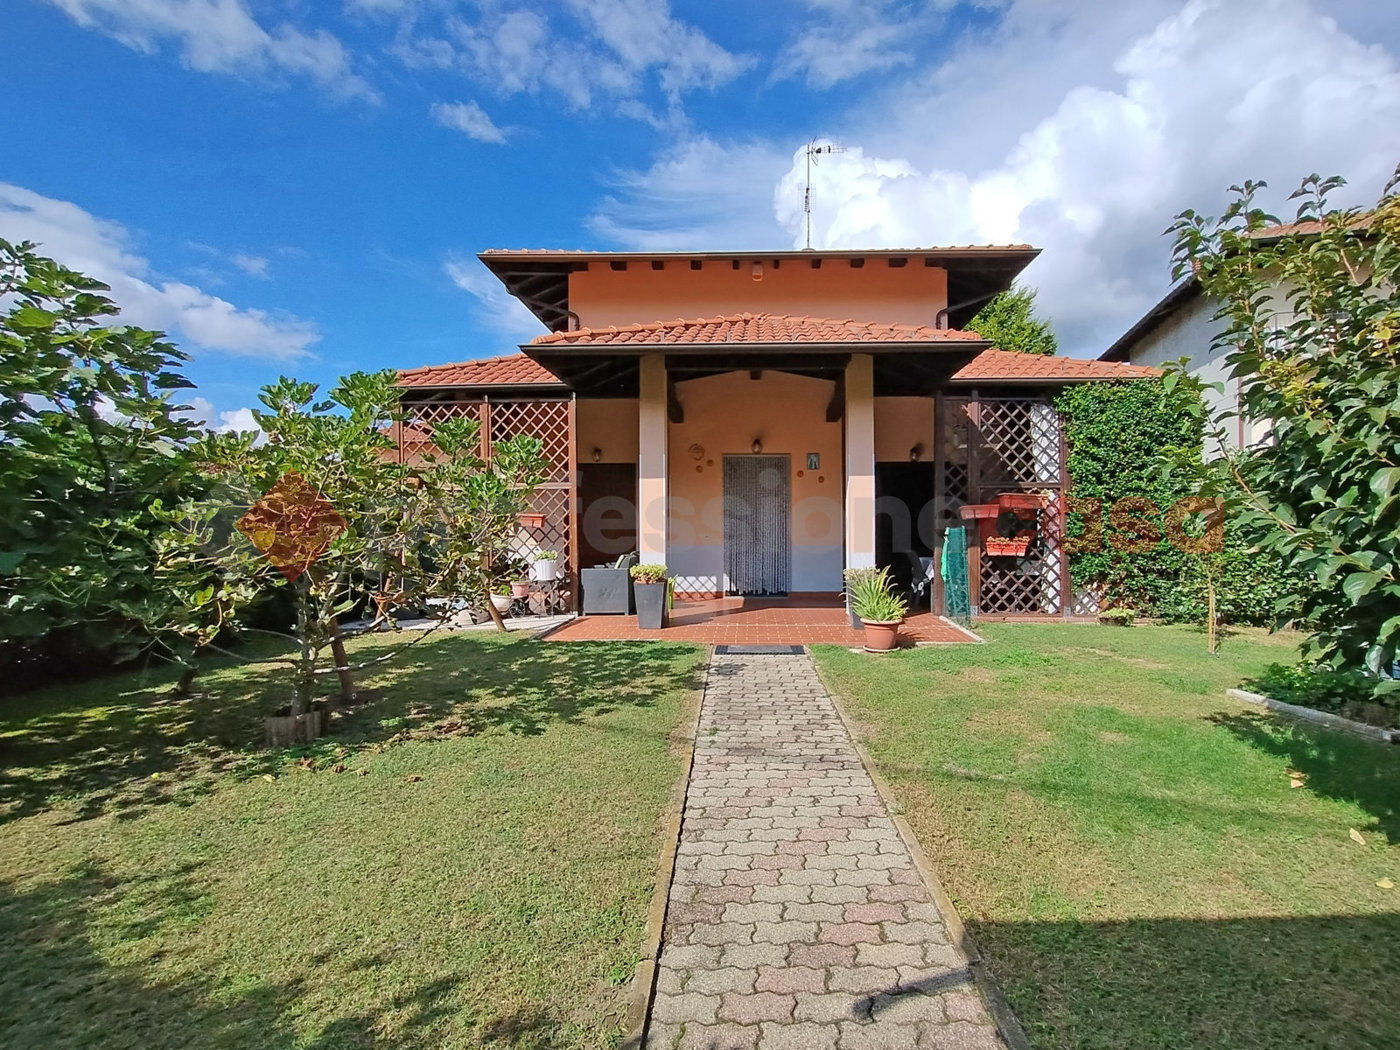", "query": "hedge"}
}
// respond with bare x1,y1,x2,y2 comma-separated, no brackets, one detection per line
1055,379,1309,626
